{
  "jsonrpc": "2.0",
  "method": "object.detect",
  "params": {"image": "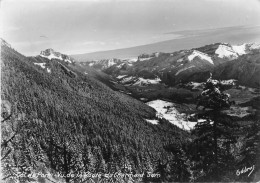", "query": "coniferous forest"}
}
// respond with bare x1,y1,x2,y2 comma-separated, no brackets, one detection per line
1,39,260,182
